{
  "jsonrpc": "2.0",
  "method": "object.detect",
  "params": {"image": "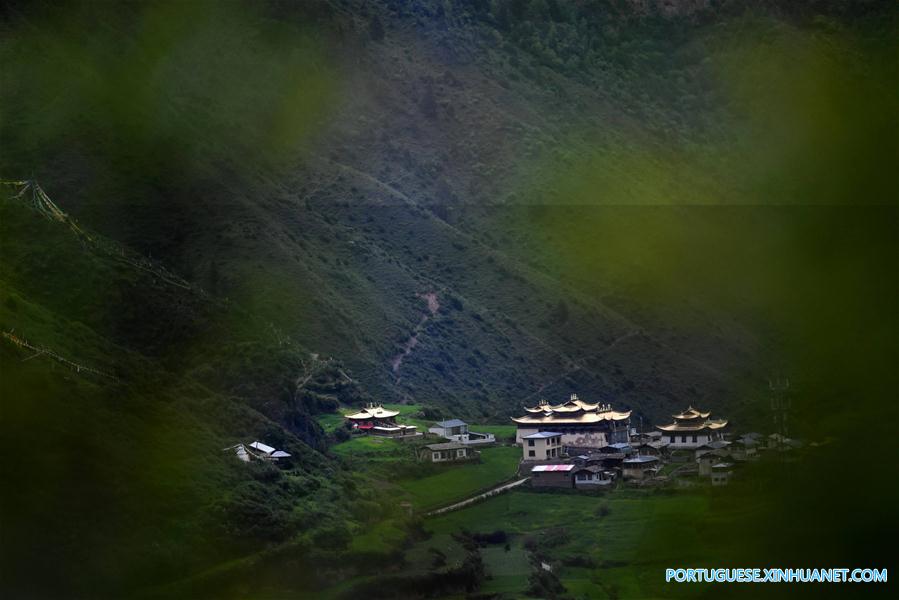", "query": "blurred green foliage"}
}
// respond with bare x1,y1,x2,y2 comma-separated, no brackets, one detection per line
1,0,334,179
